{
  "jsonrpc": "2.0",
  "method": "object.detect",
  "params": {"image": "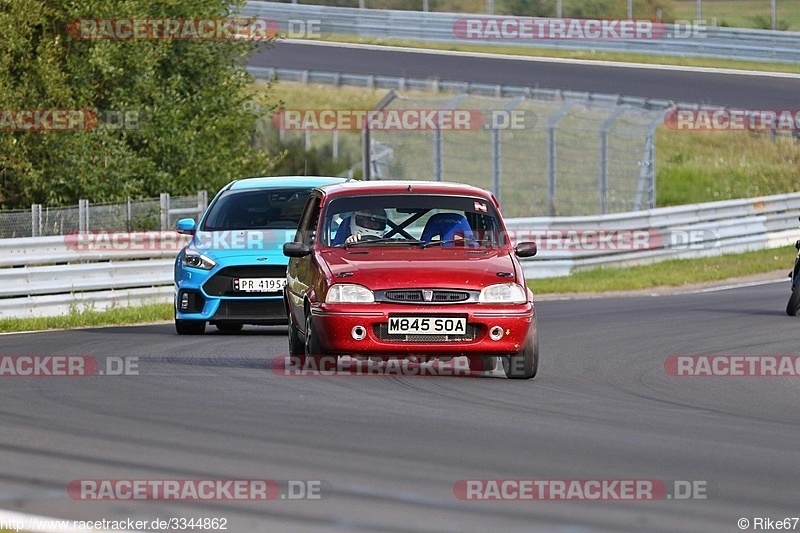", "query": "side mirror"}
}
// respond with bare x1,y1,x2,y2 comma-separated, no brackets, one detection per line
515,241,538,258
176,218,196,235
283,242,312,258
